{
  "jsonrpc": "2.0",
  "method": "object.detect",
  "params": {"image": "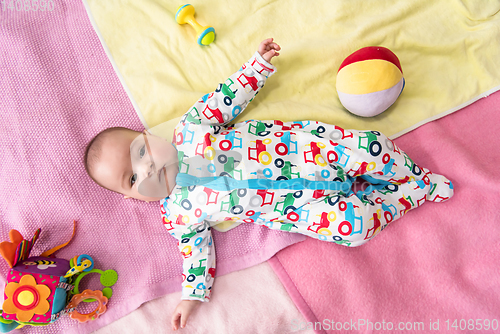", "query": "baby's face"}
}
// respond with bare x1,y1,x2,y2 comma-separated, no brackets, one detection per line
92,129,178,202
